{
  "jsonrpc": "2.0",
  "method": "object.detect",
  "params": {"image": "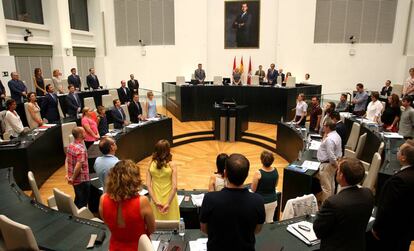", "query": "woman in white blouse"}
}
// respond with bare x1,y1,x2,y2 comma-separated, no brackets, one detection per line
366,91,383,123
294,93,307,126
52,69,64,94
4,99,24,138
26,92,43,128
